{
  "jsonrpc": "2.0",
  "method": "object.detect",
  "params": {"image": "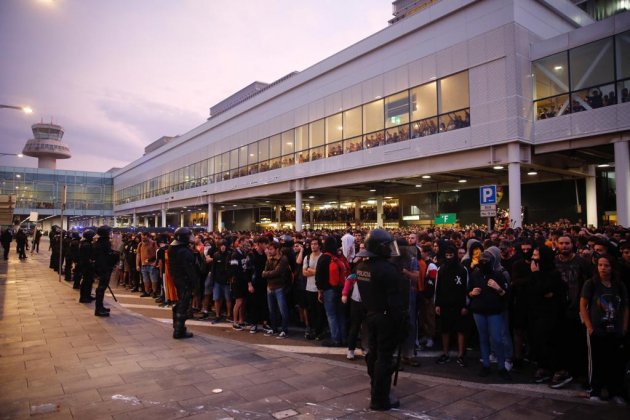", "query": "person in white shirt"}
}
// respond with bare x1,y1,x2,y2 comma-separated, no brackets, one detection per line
341,229,356,262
